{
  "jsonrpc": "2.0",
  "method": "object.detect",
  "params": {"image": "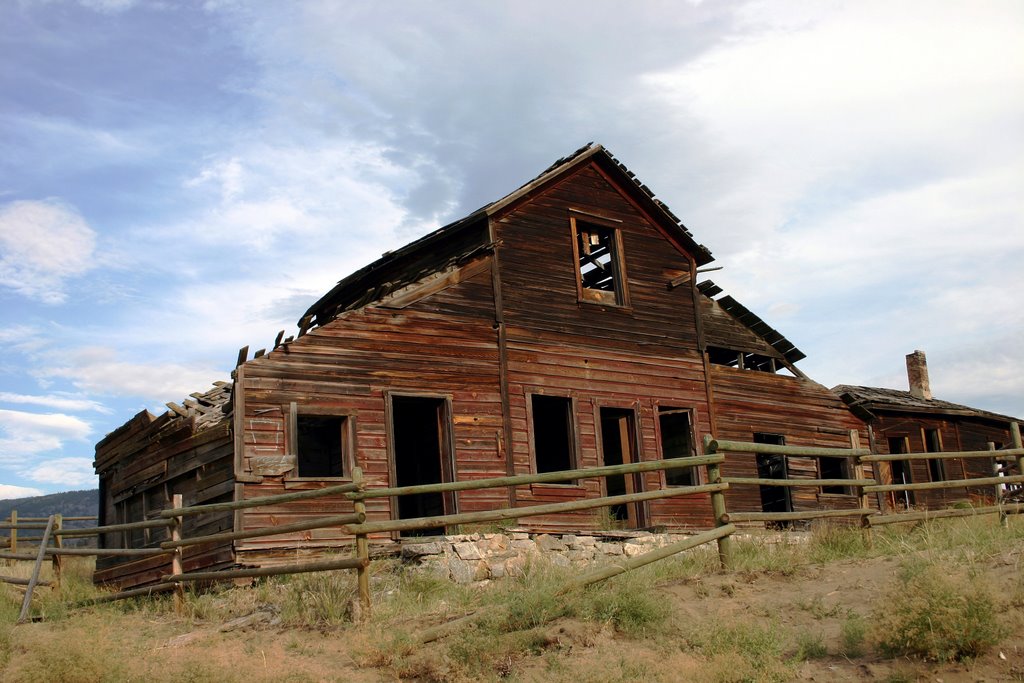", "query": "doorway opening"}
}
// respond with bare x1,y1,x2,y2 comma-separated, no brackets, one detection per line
390,395,455,536
599,407,646,528
754,432,792,523
887,436,915,509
